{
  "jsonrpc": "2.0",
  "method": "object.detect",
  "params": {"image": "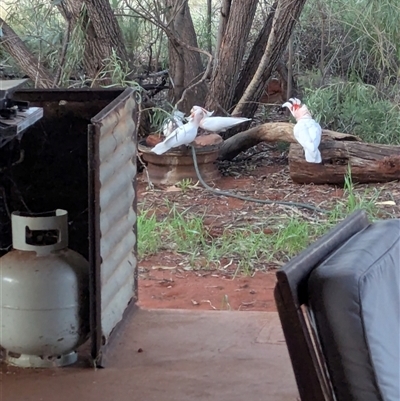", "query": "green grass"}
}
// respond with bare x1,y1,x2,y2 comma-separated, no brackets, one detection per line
137,212,164,256
137,169,386,274
215,227,275,274
272,218,324,261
